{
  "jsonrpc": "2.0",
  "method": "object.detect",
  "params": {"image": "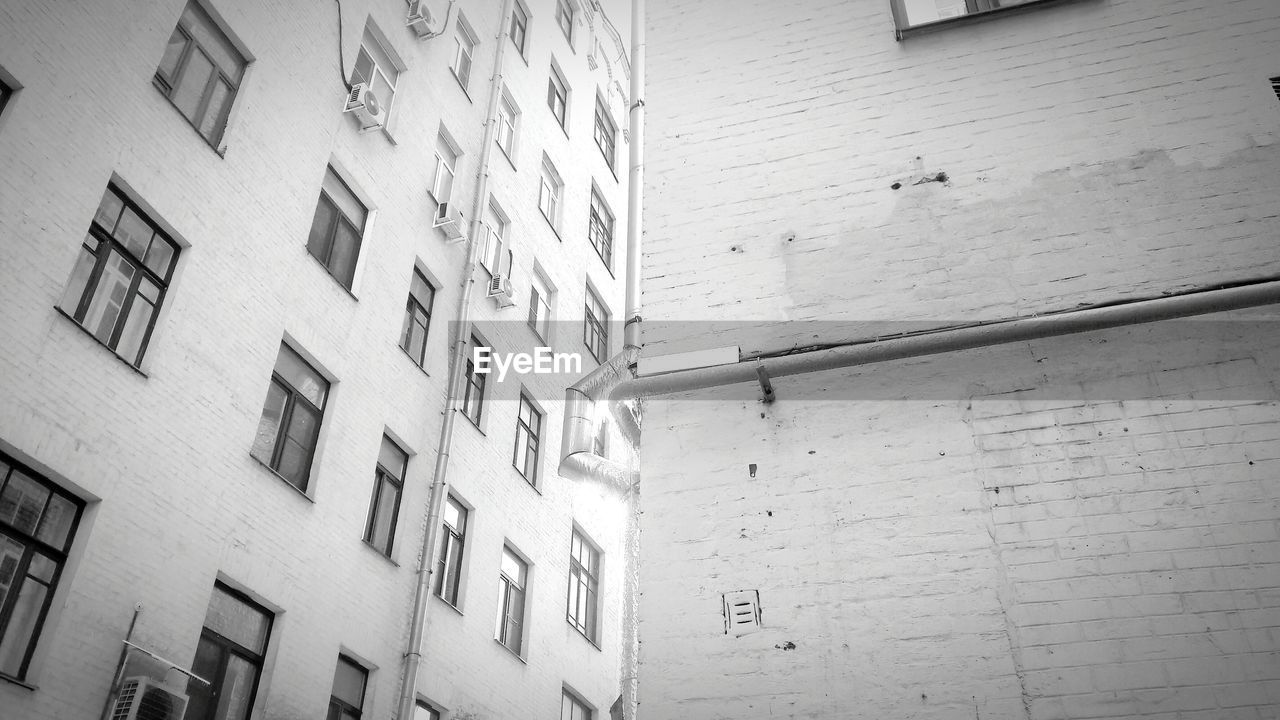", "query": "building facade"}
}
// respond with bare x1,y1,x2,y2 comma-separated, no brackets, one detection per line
634,0,1280,718
0,1,631,719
